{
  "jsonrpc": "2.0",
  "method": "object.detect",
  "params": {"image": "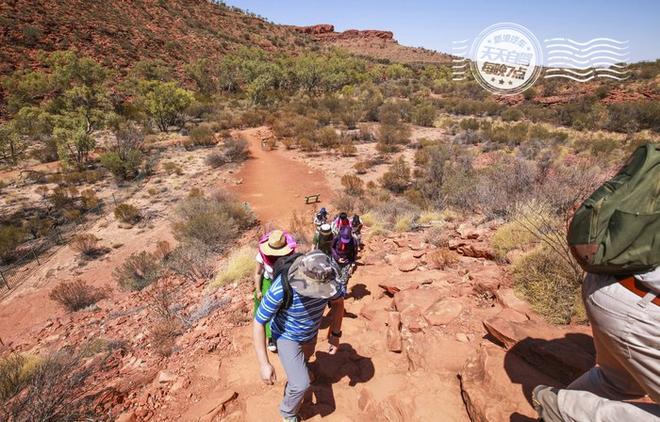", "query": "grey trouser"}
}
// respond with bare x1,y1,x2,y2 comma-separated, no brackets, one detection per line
557,273,660,421
276,337,317,418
